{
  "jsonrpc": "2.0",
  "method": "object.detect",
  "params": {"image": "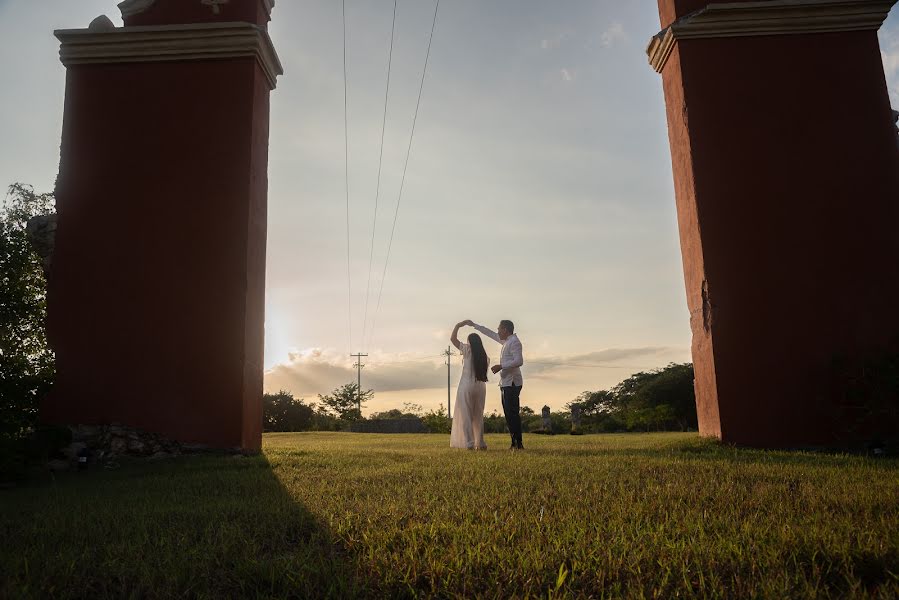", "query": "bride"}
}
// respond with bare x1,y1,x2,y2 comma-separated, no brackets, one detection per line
449,320,489,450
